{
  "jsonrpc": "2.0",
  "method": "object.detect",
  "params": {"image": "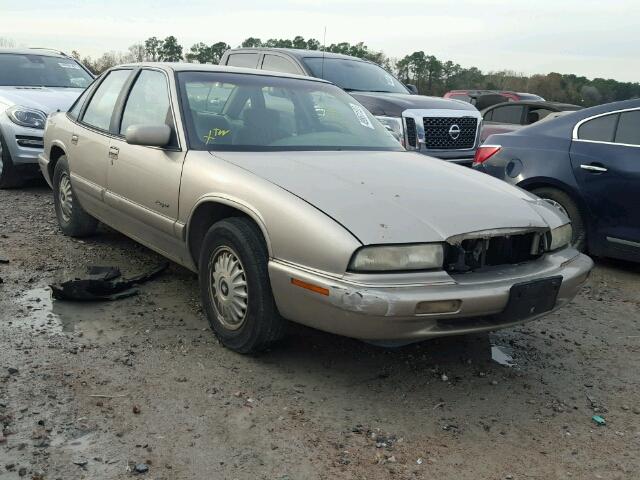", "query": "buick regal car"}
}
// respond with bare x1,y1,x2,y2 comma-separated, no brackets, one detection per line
0,48,94,188
38,63,593,353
